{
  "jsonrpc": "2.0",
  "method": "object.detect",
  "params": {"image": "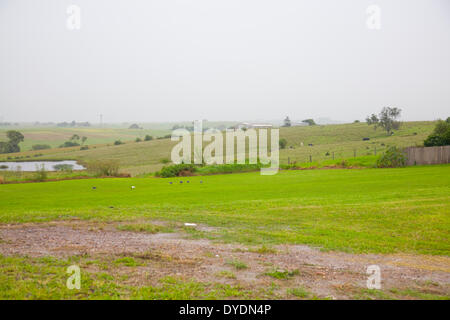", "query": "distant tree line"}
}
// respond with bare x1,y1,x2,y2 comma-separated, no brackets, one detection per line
57,121,91,127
